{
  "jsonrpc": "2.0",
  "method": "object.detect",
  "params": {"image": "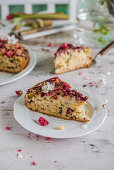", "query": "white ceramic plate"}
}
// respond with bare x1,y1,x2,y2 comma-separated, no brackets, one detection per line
14,88,107,138
0,47,36,86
